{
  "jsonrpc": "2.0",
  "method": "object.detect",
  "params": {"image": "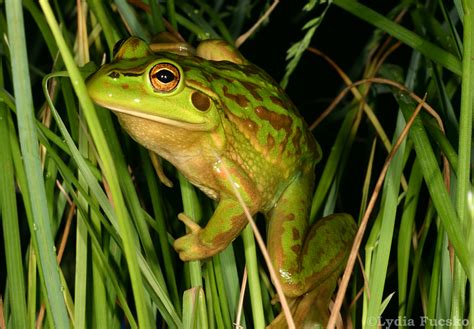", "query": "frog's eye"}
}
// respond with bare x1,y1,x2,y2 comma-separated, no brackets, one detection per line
150,63,180,92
